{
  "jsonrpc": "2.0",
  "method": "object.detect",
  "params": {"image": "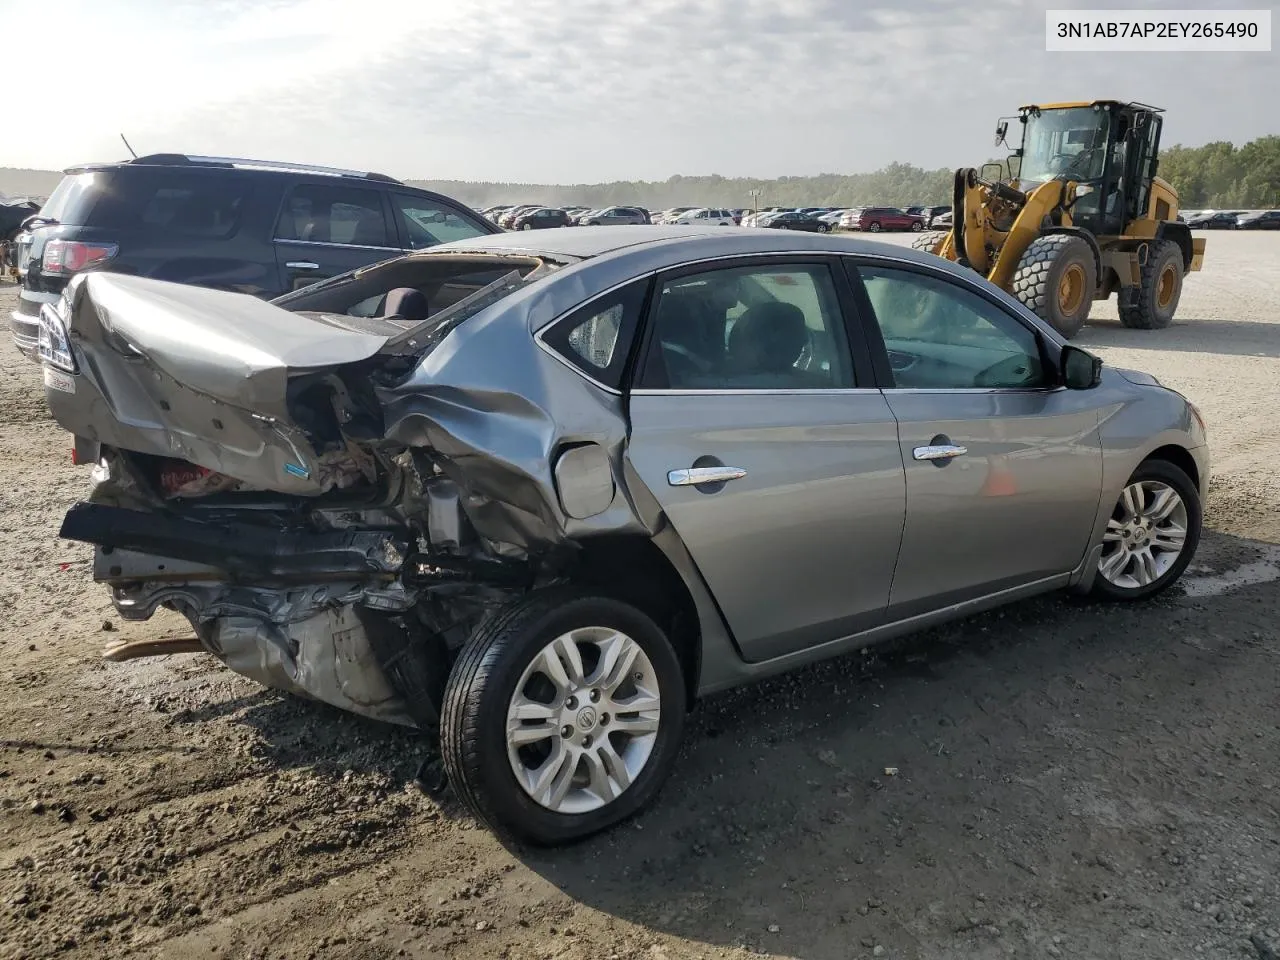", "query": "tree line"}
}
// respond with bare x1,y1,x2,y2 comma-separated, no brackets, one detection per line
410,135,1280,211
2,135,1277,211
